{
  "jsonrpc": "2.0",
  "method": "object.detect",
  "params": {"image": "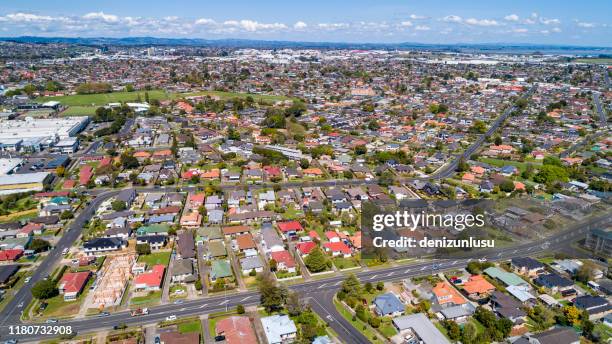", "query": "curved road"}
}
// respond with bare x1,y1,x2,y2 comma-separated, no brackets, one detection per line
2,212,609,343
